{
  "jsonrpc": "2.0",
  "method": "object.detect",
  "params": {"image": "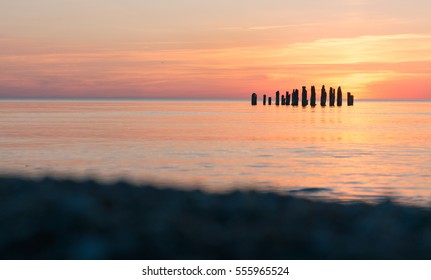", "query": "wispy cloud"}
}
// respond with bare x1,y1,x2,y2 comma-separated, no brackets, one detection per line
218,23,318,31
1,33,430,98
282,34,431,64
